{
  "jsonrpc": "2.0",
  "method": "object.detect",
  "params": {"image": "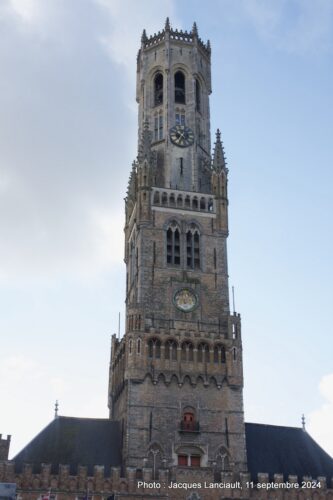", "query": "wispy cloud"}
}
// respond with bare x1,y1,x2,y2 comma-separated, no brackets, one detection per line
241,0,333,55
0,0,134,284
8,0,41,23
95,0,179,77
